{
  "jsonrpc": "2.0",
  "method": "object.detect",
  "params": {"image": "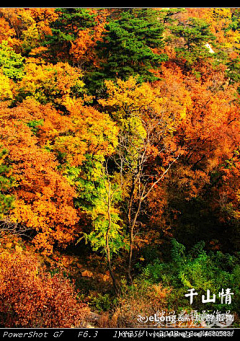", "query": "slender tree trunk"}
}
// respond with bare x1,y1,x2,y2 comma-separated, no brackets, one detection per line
127,169,144,284
127,196,143,285
126,176,137,284
106,181,119,294
126,156,179,284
